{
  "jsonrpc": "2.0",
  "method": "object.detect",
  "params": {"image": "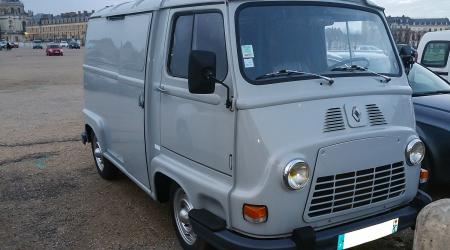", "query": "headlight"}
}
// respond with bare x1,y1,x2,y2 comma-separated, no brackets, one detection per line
406,139,425,166
283,160,310,190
